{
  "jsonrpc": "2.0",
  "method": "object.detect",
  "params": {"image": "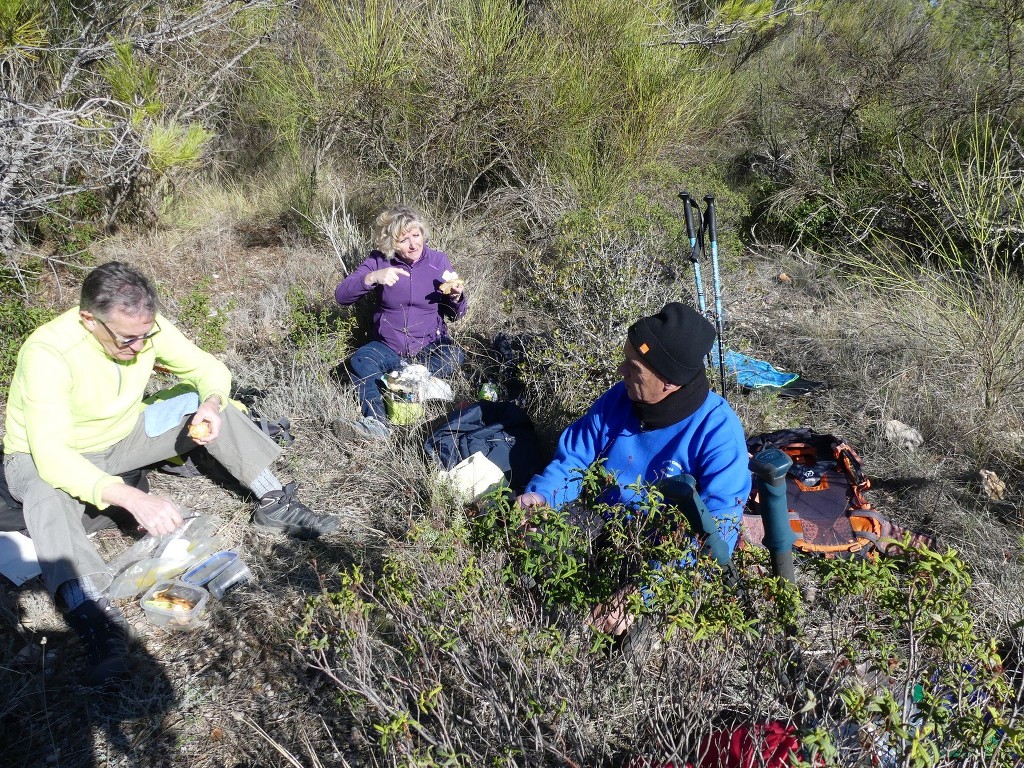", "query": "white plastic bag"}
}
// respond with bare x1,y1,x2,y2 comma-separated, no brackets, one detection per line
391,363,454,402
105,514,224,599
